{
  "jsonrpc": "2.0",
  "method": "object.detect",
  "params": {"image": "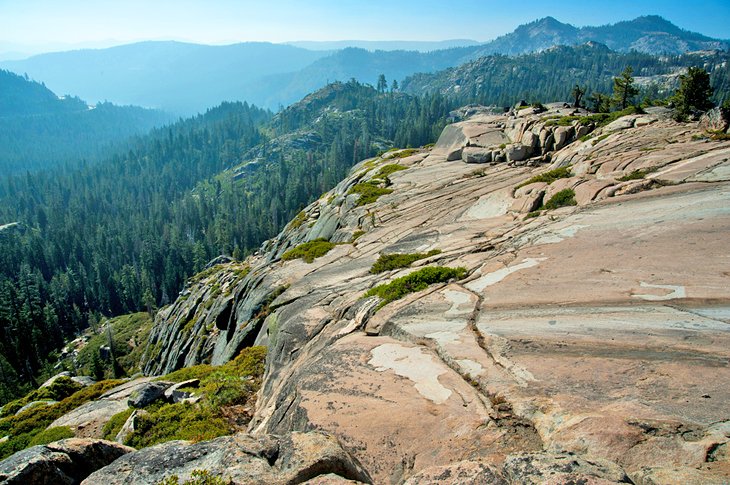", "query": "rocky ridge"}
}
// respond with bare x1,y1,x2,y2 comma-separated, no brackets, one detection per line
4,103,729,483
133,102,730,483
